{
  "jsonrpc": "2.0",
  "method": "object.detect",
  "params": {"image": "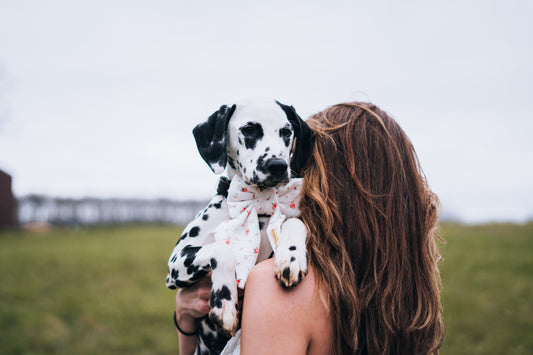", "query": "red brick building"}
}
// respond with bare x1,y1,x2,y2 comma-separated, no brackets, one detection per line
0,169,16,228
